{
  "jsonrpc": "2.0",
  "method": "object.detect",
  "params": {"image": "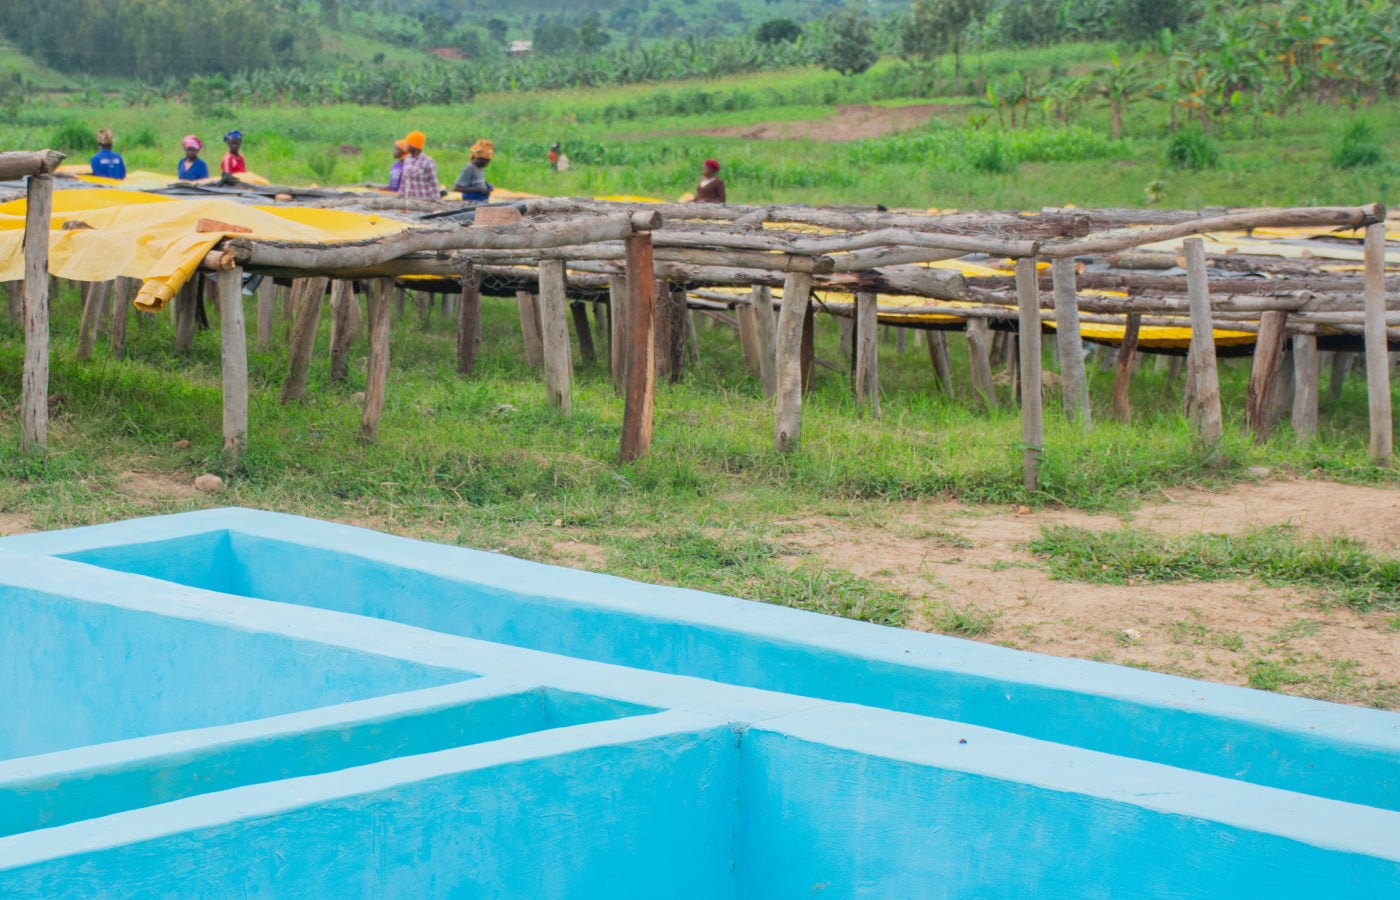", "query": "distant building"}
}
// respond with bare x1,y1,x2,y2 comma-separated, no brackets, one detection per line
507,40,533,57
